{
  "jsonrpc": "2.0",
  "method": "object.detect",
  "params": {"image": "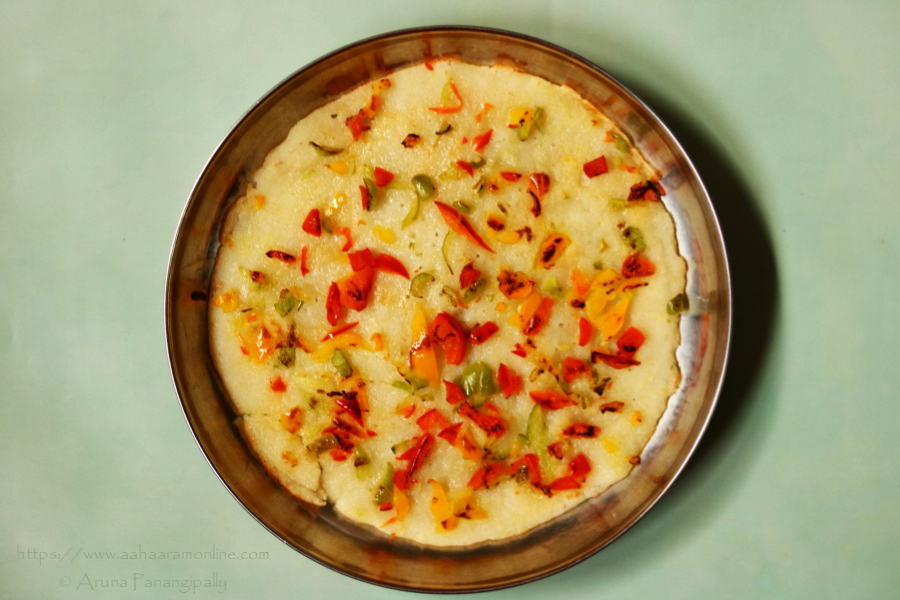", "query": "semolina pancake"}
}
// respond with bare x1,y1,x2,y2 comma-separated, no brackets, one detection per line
208,60,686,546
